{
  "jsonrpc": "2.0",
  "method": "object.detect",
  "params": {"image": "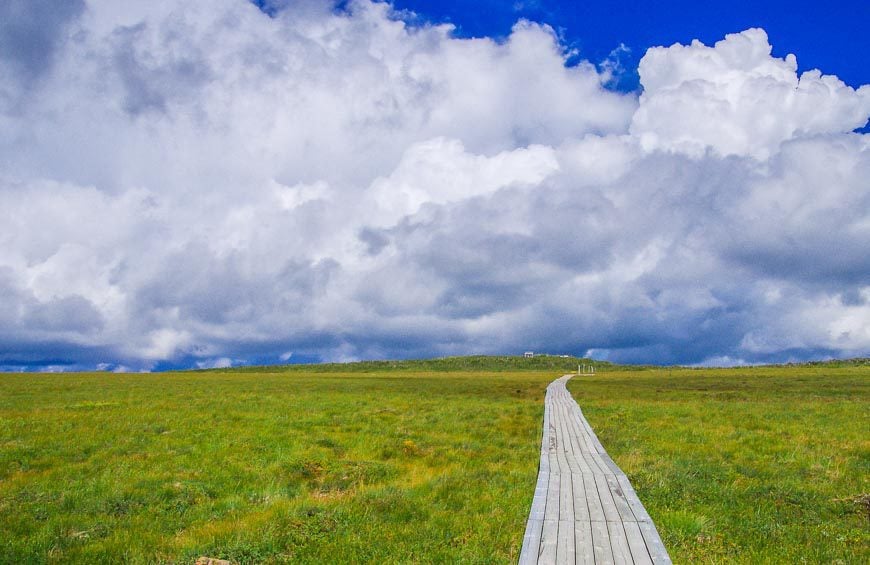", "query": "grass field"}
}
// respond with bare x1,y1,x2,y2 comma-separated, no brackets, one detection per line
0,360,563,563
568,364,869,563
1,357,867,563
